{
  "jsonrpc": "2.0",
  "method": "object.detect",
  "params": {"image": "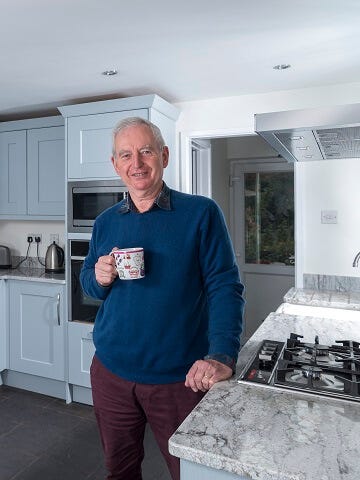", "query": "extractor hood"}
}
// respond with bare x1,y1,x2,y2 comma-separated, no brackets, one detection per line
255,103,360,162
